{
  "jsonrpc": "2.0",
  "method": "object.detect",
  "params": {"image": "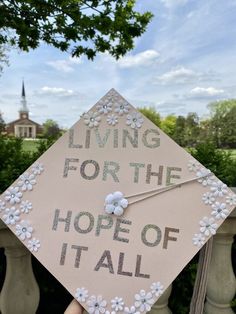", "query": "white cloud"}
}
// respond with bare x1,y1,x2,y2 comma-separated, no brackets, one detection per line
156,67,198,84
117,50,160,68
69,56,83,64
29,103,48,109
47,60,74,73
157,102,187,115
38,86,75,97
187,87,225,99
161,0,188,8
155,67,219,85
47,56,83,72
